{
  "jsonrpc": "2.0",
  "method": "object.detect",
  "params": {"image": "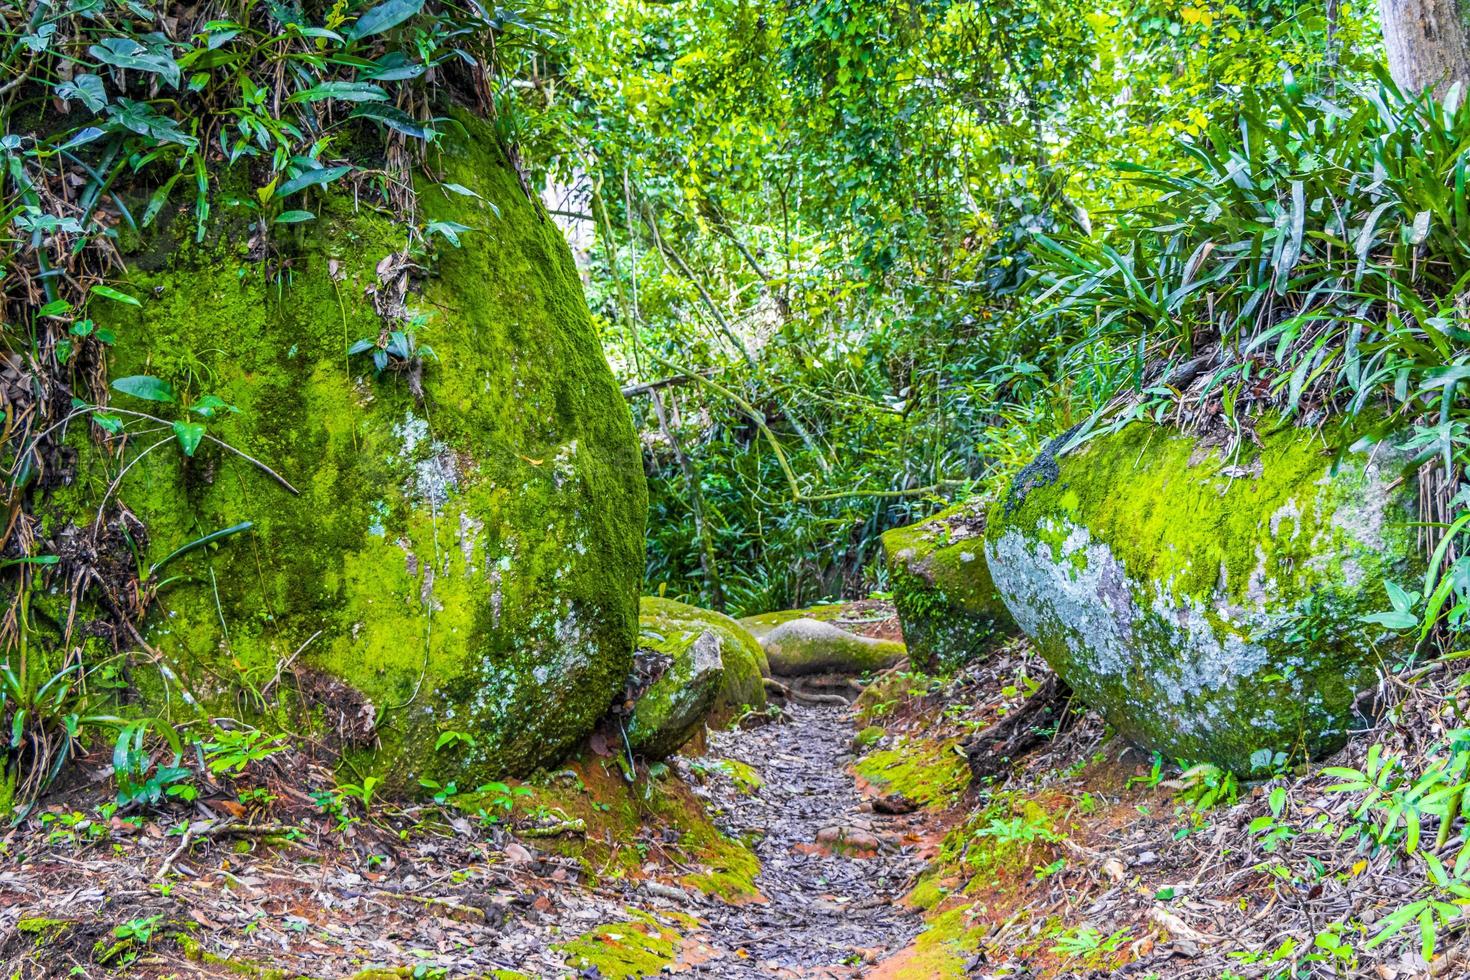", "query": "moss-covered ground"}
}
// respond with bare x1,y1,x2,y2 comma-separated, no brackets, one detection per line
854,736,972,808
456,752,763,904
553,909,696,979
